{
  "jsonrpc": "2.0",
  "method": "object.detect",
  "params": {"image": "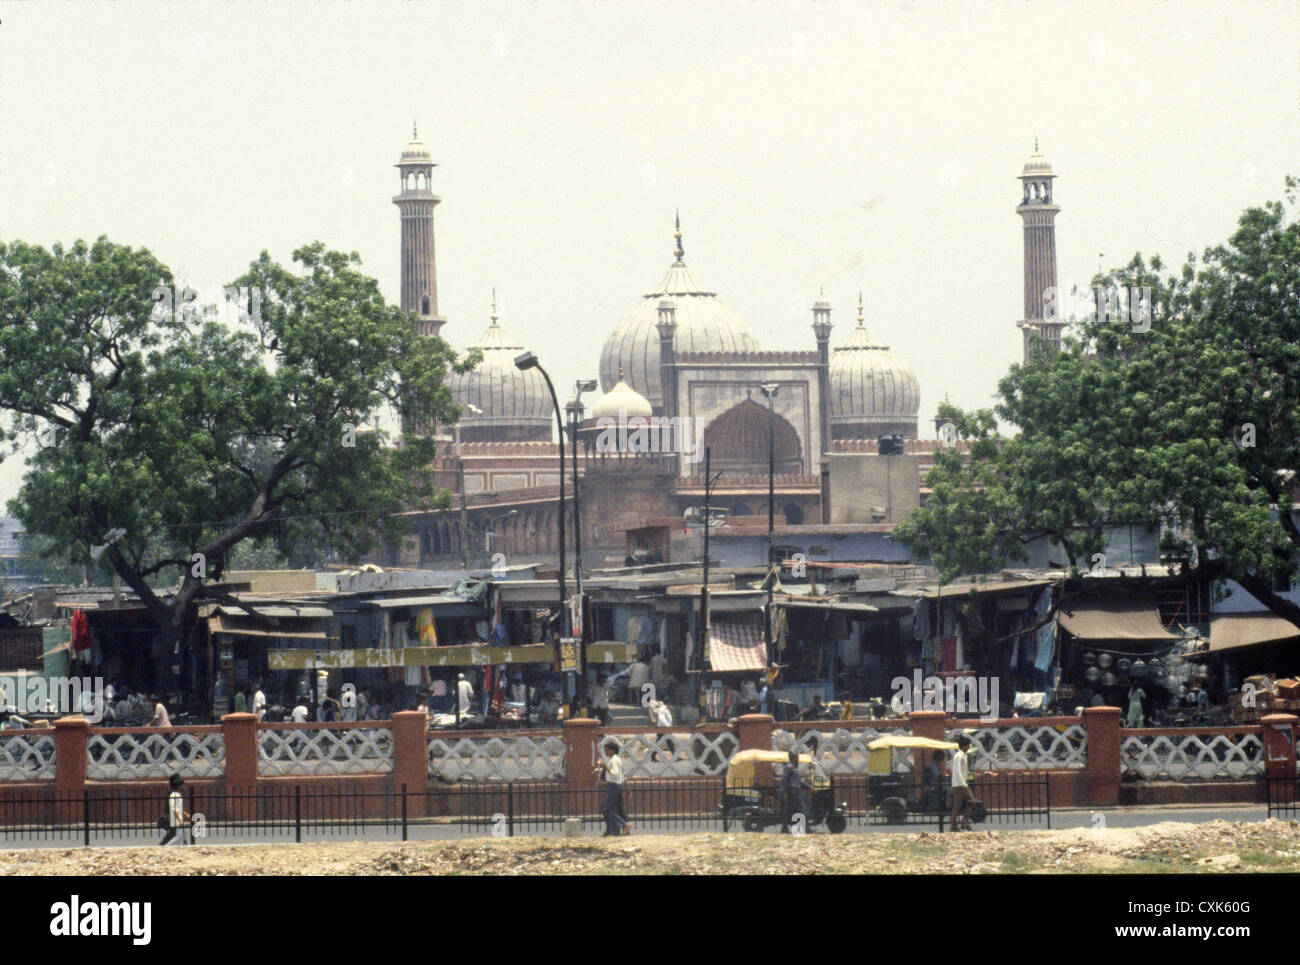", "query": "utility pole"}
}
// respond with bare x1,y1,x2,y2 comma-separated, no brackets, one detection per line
698,448,723,678
760,382,779,665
